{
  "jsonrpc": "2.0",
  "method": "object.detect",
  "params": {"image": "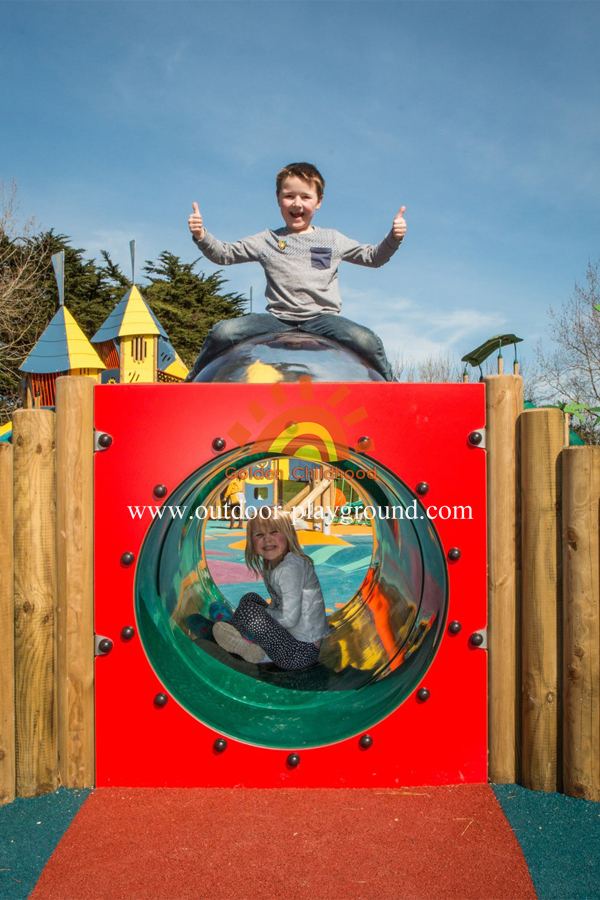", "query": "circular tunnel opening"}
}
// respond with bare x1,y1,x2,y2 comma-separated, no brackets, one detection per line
135,445,449,748
202,458,375,634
